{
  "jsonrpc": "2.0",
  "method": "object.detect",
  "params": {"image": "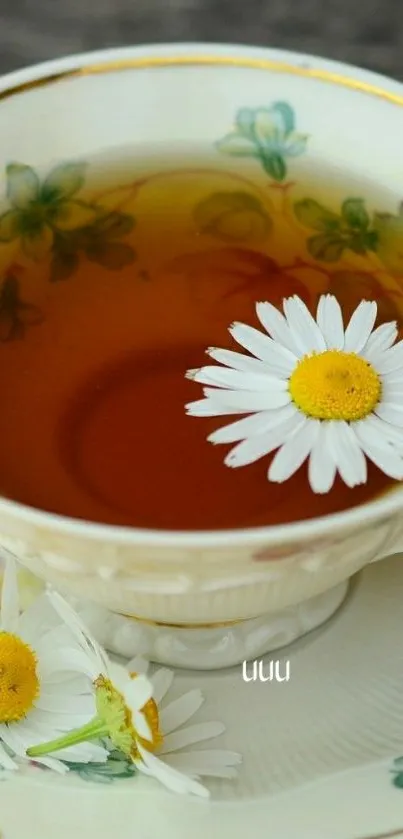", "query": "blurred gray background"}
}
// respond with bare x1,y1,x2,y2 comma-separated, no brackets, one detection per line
0,0,400,80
